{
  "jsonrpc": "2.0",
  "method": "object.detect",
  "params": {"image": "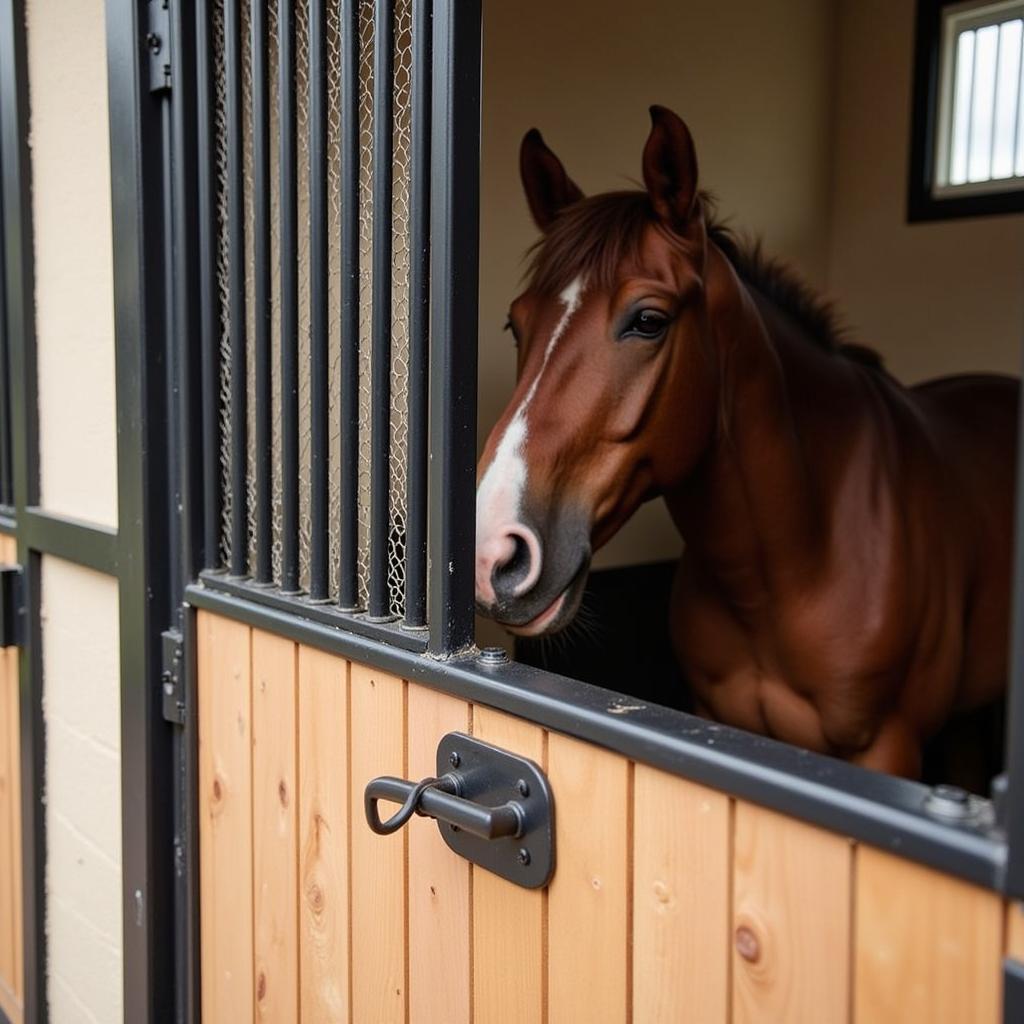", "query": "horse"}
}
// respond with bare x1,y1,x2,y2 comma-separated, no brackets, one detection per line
474,105,1019,779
